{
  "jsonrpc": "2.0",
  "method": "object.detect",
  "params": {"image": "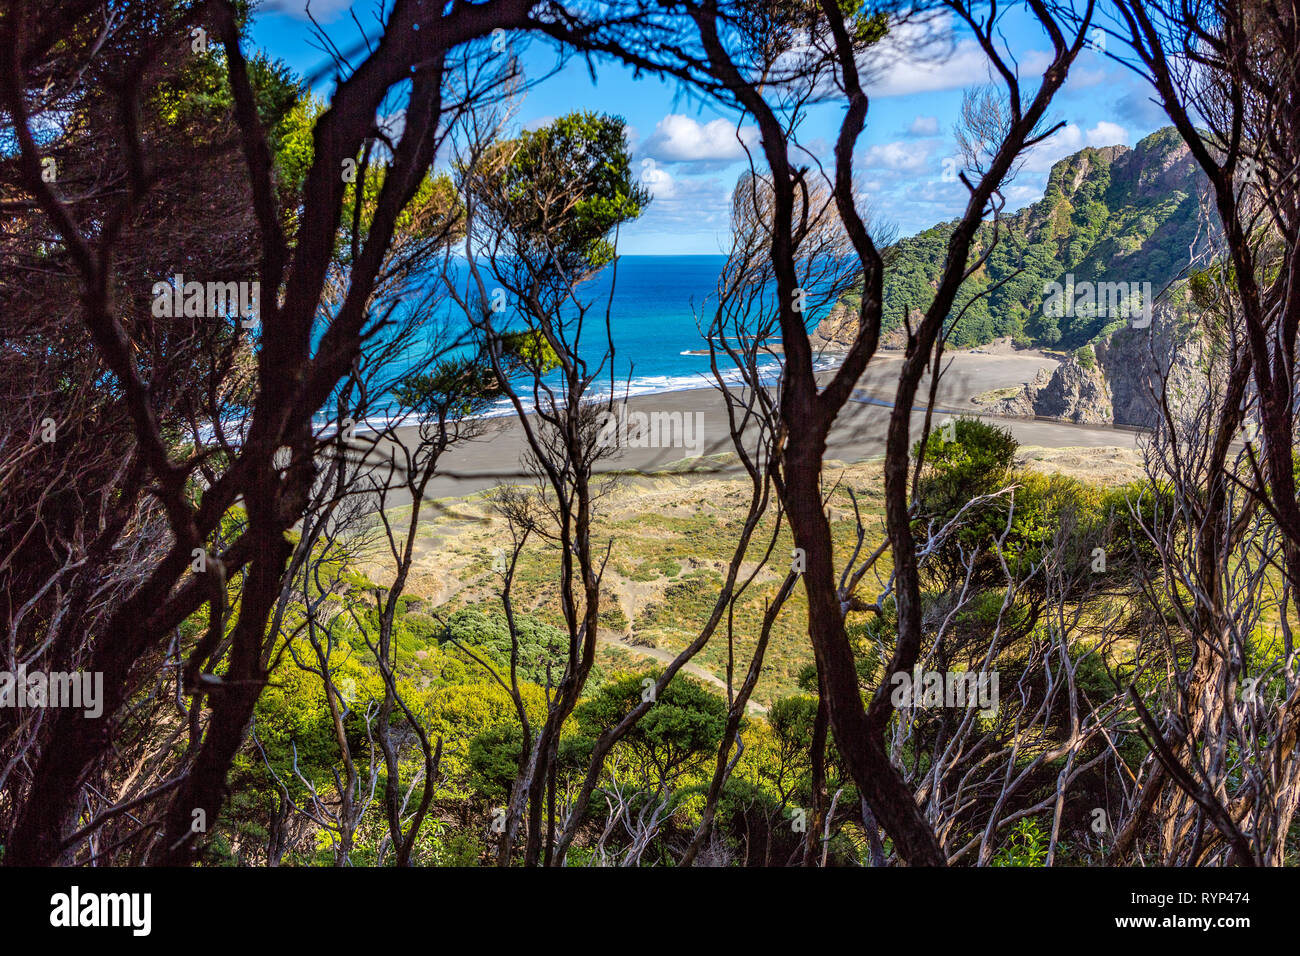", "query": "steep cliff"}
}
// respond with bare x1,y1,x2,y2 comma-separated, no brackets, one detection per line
992,288,1205,427
812,296,907,352
997,357,1113,424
